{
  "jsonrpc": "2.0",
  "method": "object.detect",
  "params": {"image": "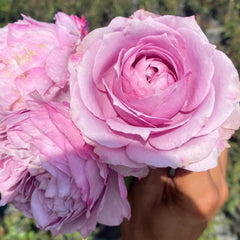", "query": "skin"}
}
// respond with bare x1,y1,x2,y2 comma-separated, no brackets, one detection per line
121,149,229,240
